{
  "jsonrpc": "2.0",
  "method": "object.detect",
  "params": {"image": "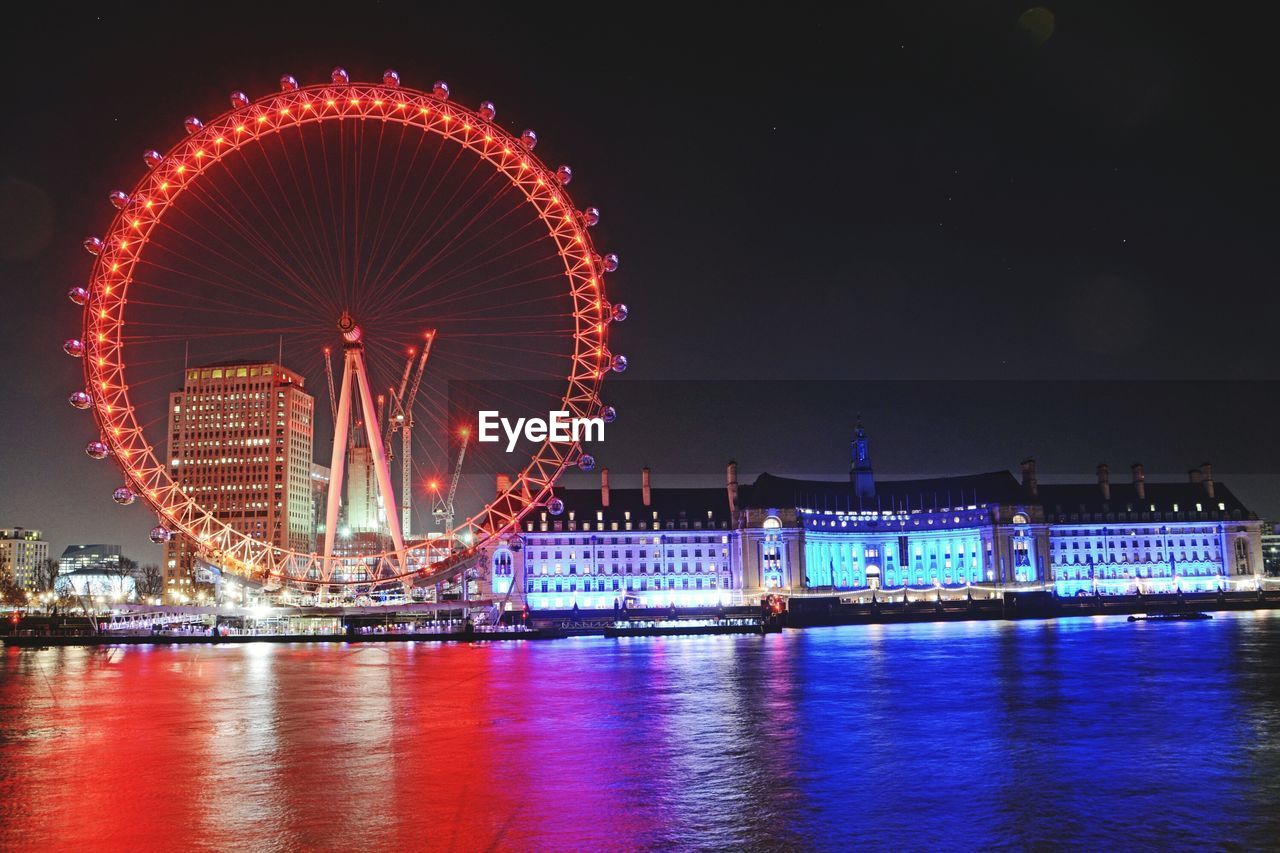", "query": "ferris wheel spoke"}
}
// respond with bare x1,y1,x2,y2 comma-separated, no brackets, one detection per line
364,184,531,317
405,184,542,277
354,133,456,304
353,123,424,296
398,263,564,317
362,158,495,313
144,205,330,314
167,162,338,308
229,134,346,304
271,124,356,307
132,250,319,318
126,285,321,325
400,193,536,288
